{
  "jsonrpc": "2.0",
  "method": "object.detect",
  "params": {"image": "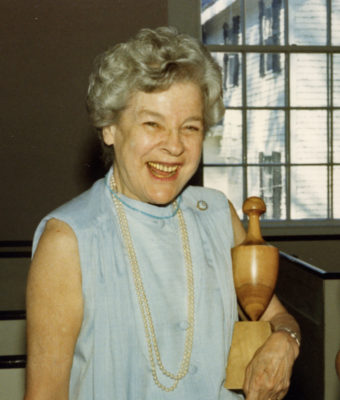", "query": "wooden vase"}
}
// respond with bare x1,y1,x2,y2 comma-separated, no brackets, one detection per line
232,197,279,321
225,197,279,390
